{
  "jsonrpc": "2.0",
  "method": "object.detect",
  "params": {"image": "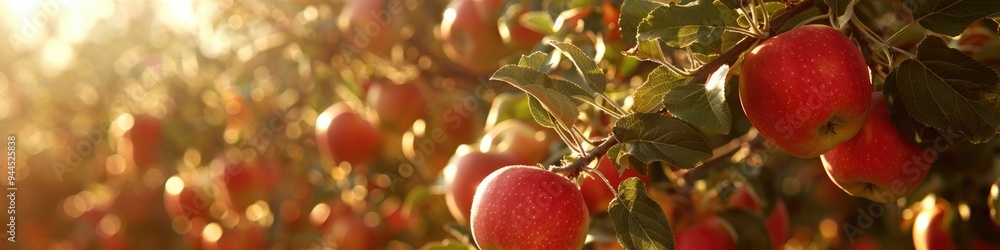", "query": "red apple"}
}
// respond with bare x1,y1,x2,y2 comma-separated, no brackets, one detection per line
315,103,381,170
366,78,428,131
739,25,871,158
674,217,737,250
499,8,546,50
338,0,407,55
444,150,532,225
601,2,622,44
821,92,929,202
728,187,789,250
164,175,215,220
471,166,589,249
217,158,280,212
440,0,514,73
913,198,957,250
123,114,163,169
480,119,551,163
579,156,648,215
